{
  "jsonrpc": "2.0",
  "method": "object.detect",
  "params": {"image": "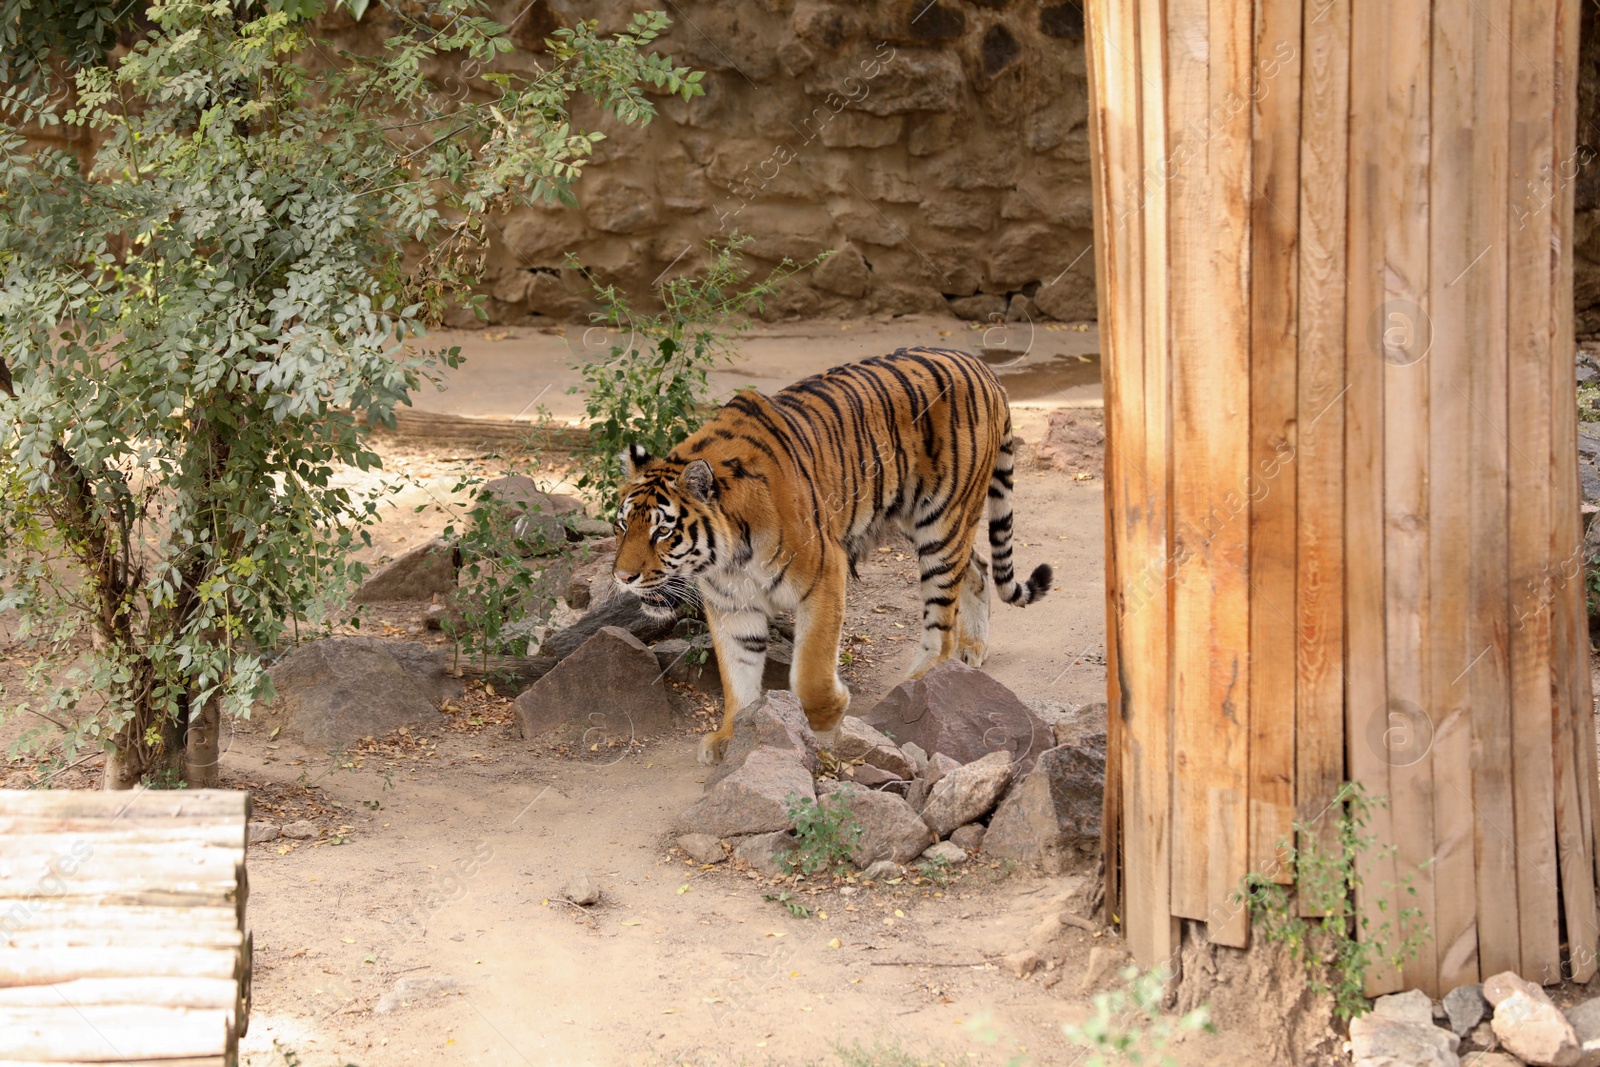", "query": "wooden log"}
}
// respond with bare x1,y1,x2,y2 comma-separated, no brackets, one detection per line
0,790,250,1062
0,1005,233,1062
368,409,591,452
0,978,238,1010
